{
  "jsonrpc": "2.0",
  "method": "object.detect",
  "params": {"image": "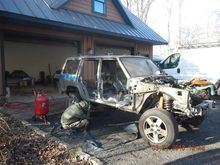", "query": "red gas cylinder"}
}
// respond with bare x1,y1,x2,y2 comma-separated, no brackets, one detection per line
34,91,49,116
